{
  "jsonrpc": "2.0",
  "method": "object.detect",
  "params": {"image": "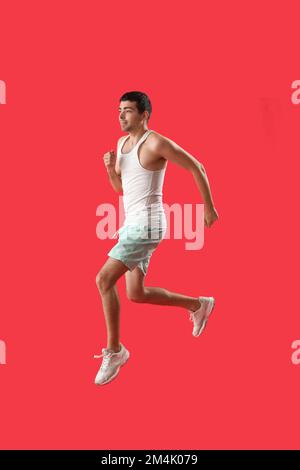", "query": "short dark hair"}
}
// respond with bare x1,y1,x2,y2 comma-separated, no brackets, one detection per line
119,91,152,121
